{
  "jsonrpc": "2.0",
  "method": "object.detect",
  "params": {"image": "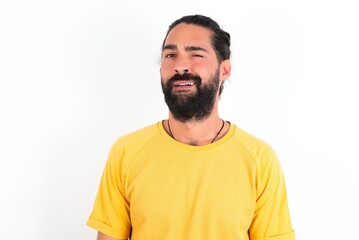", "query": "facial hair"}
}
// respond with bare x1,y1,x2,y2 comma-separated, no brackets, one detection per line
161,70,220,122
